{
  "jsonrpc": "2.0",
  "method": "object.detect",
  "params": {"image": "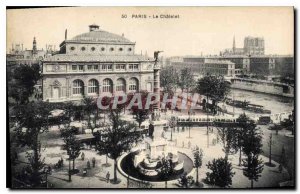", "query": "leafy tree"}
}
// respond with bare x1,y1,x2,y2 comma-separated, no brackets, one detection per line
215,125,238,161
178,67,195,93
241,123,262,157
193,146,203,185
160,66,179,95
177,173,195,188
19,151,46,187
60,126,81,181
94,108,144,183
239,114,264,188
195,74,230,114
14,101,50,187
82,97,97,127
130,92,151,128
205,158,235,188
242,154,264,188
8,63,41,105
157,157,173,188
236,114,258,165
